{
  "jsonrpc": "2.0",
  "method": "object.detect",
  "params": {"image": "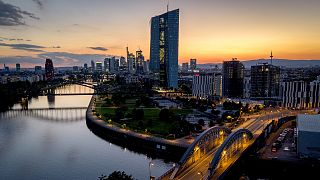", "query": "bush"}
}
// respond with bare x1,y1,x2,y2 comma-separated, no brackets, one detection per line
159,109,170,121
98,171,134,180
